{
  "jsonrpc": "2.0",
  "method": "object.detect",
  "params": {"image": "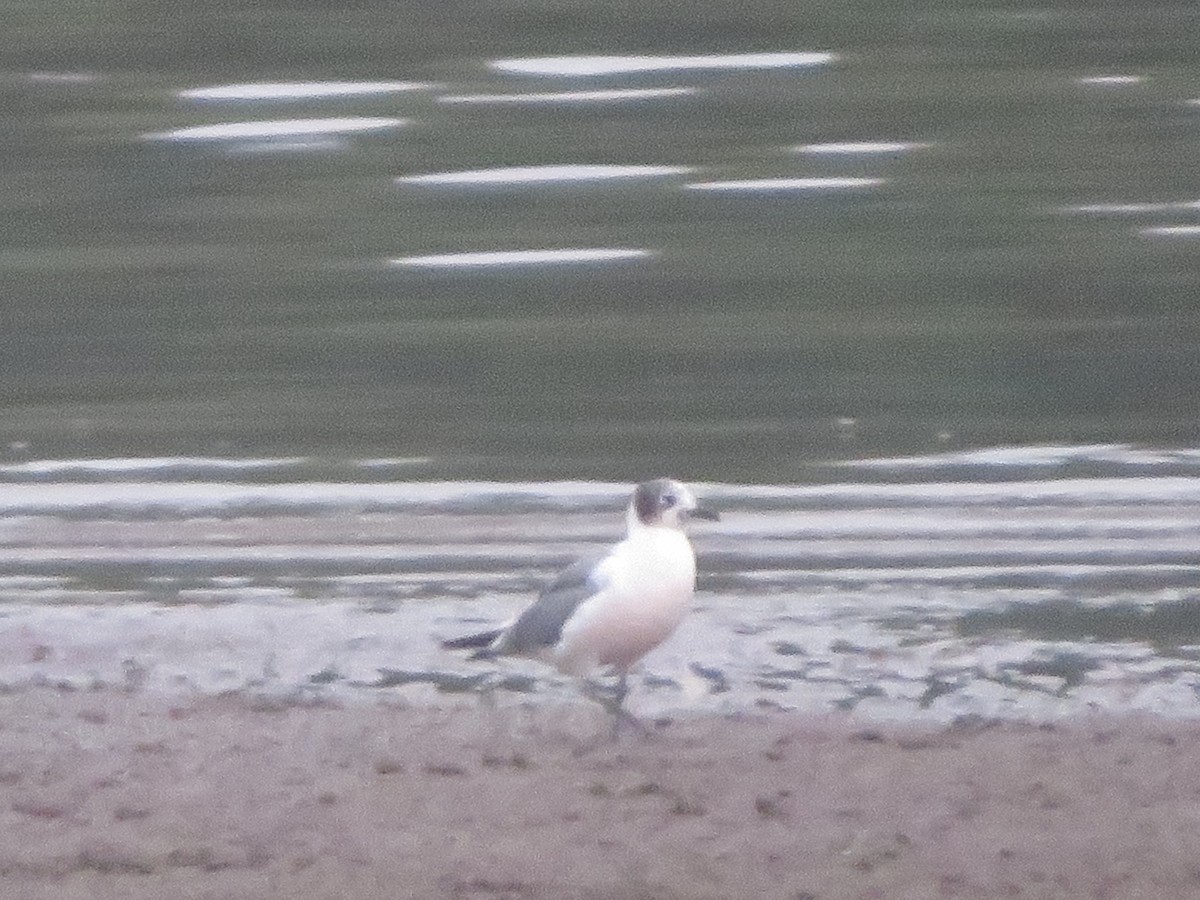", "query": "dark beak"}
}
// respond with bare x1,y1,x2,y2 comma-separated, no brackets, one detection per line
690,505,720,521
